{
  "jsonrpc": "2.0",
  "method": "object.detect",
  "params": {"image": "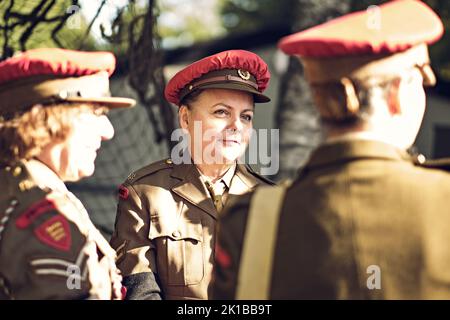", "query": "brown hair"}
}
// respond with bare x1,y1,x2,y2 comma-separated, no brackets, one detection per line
0,103,99,164
179,89,204,109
